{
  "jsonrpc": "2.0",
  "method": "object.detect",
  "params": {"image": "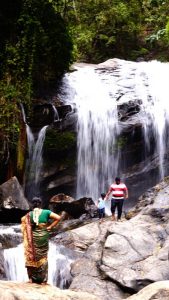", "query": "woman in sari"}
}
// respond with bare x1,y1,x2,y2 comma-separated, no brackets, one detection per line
21,197,61,284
